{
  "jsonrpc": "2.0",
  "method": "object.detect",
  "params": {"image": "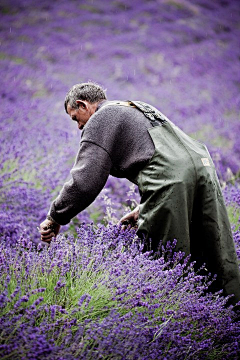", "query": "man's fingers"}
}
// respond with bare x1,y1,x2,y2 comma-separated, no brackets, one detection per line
119,215,131,224
41,232,55,240
120,221,134,231
118,218,128,228
42,226,51,231
40,228,52,235
41,231,55,238
122,220,130,226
